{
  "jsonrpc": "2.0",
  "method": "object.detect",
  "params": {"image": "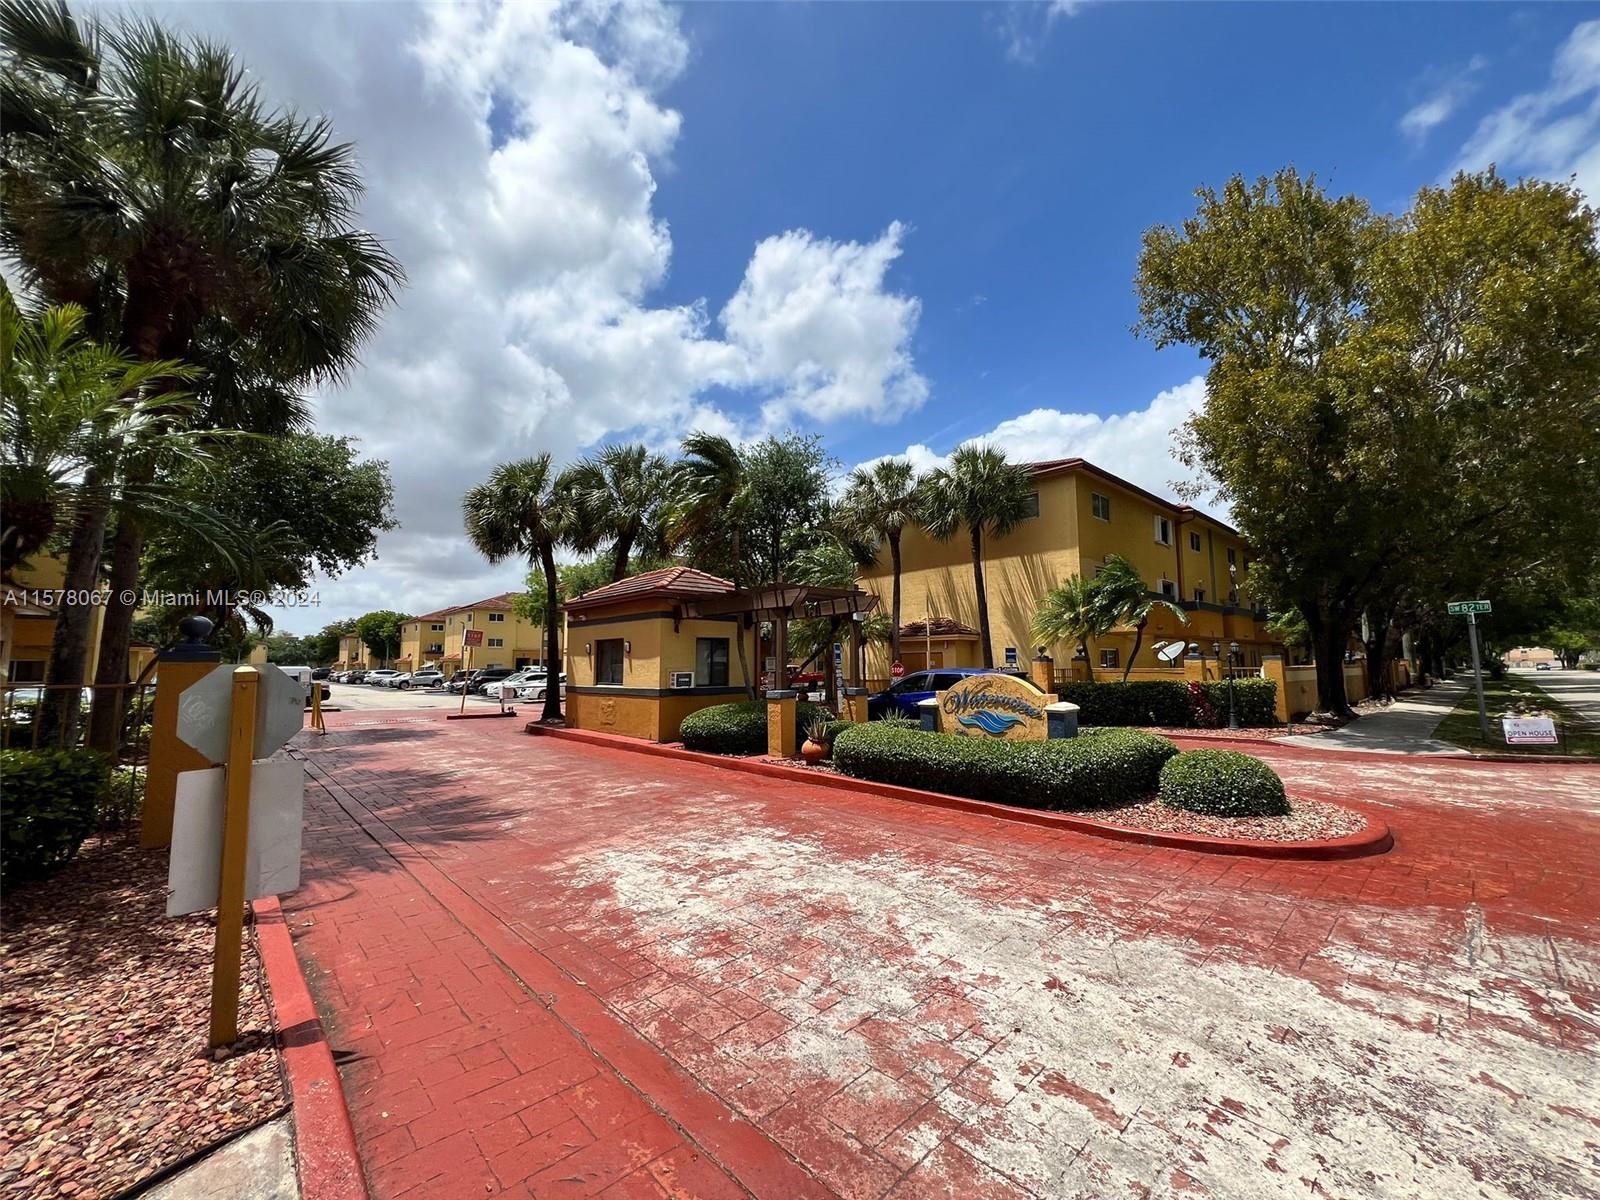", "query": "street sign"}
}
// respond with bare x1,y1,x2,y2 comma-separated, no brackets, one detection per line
1447,600,1492,615
177,664,304,765
1004,646,1018,667
463,628,484,647
1503,716,1558,745
166,762,306,916
891,661,905,678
